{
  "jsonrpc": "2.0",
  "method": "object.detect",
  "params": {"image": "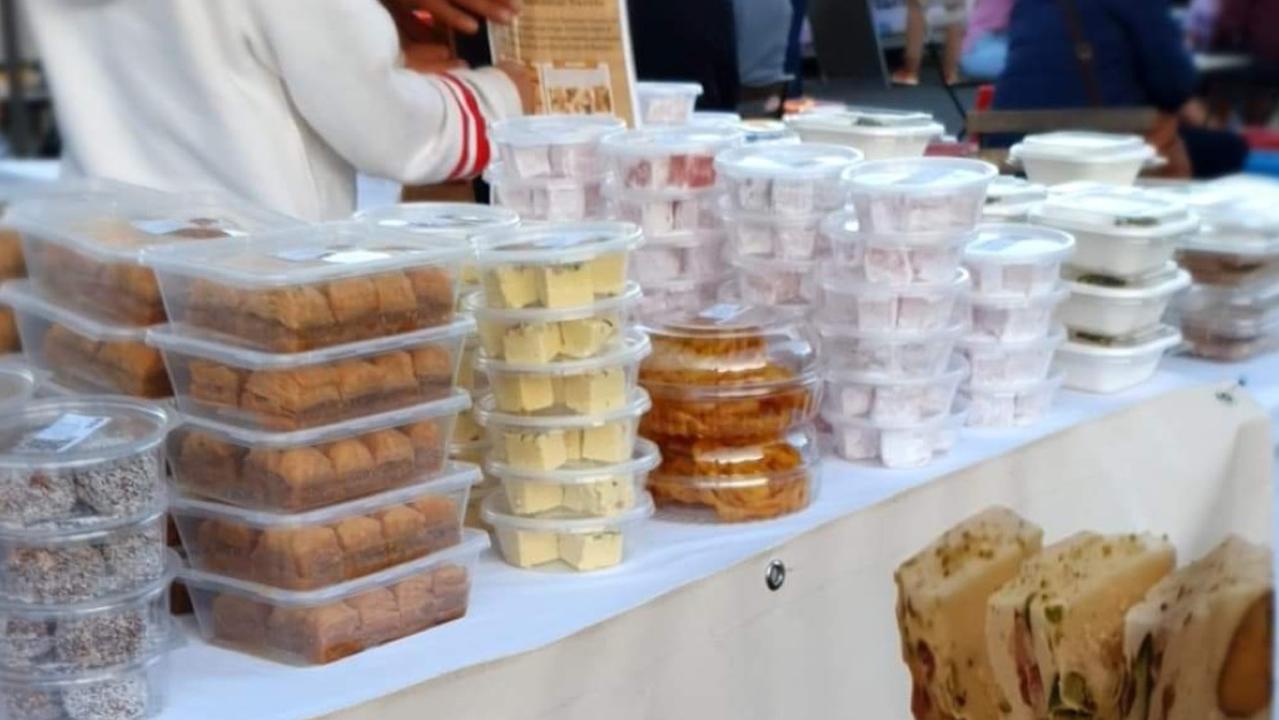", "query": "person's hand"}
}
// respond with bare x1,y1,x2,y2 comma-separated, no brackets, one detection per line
498,61,537,113
401,0,520,34
404,42,468,73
